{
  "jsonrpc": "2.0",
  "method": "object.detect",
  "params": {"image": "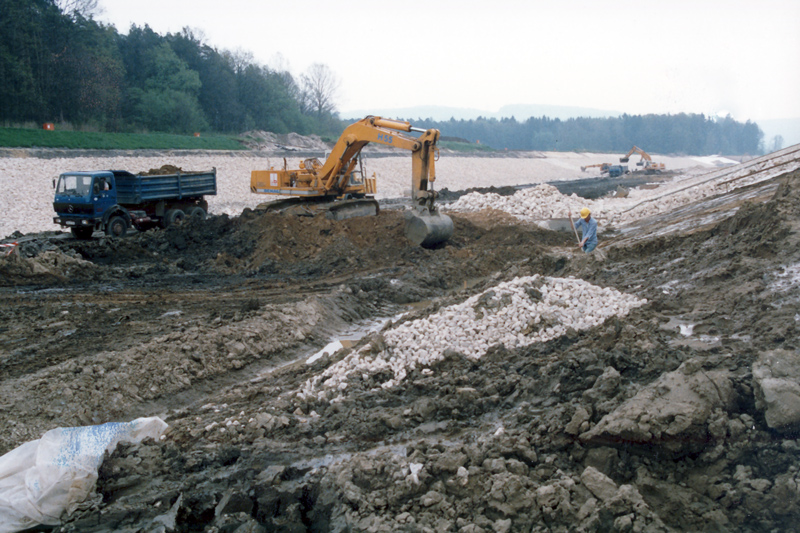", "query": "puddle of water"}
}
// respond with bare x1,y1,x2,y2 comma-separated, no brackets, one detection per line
669,335,721,349
251,314,405,383
307,340,352,365
659,316,695,335
661,316,726,349
661,316,727,349
306,314,401,365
